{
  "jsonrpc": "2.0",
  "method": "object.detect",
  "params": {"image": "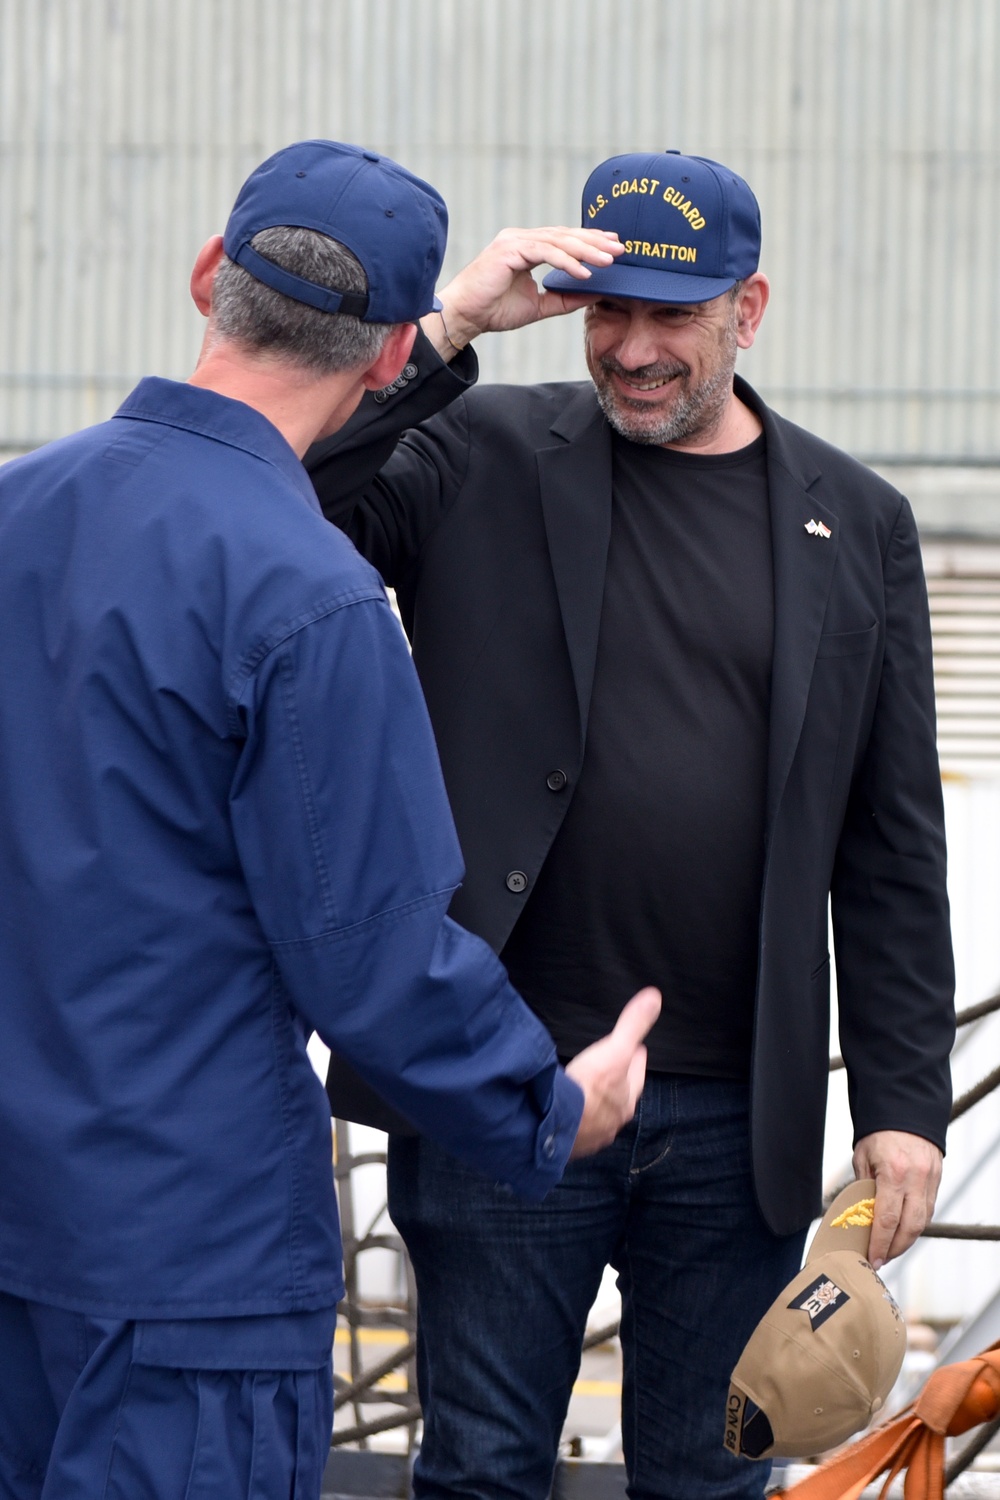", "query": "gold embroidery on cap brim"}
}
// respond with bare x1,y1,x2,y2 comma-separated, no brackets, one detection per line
831,1197,876,1230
